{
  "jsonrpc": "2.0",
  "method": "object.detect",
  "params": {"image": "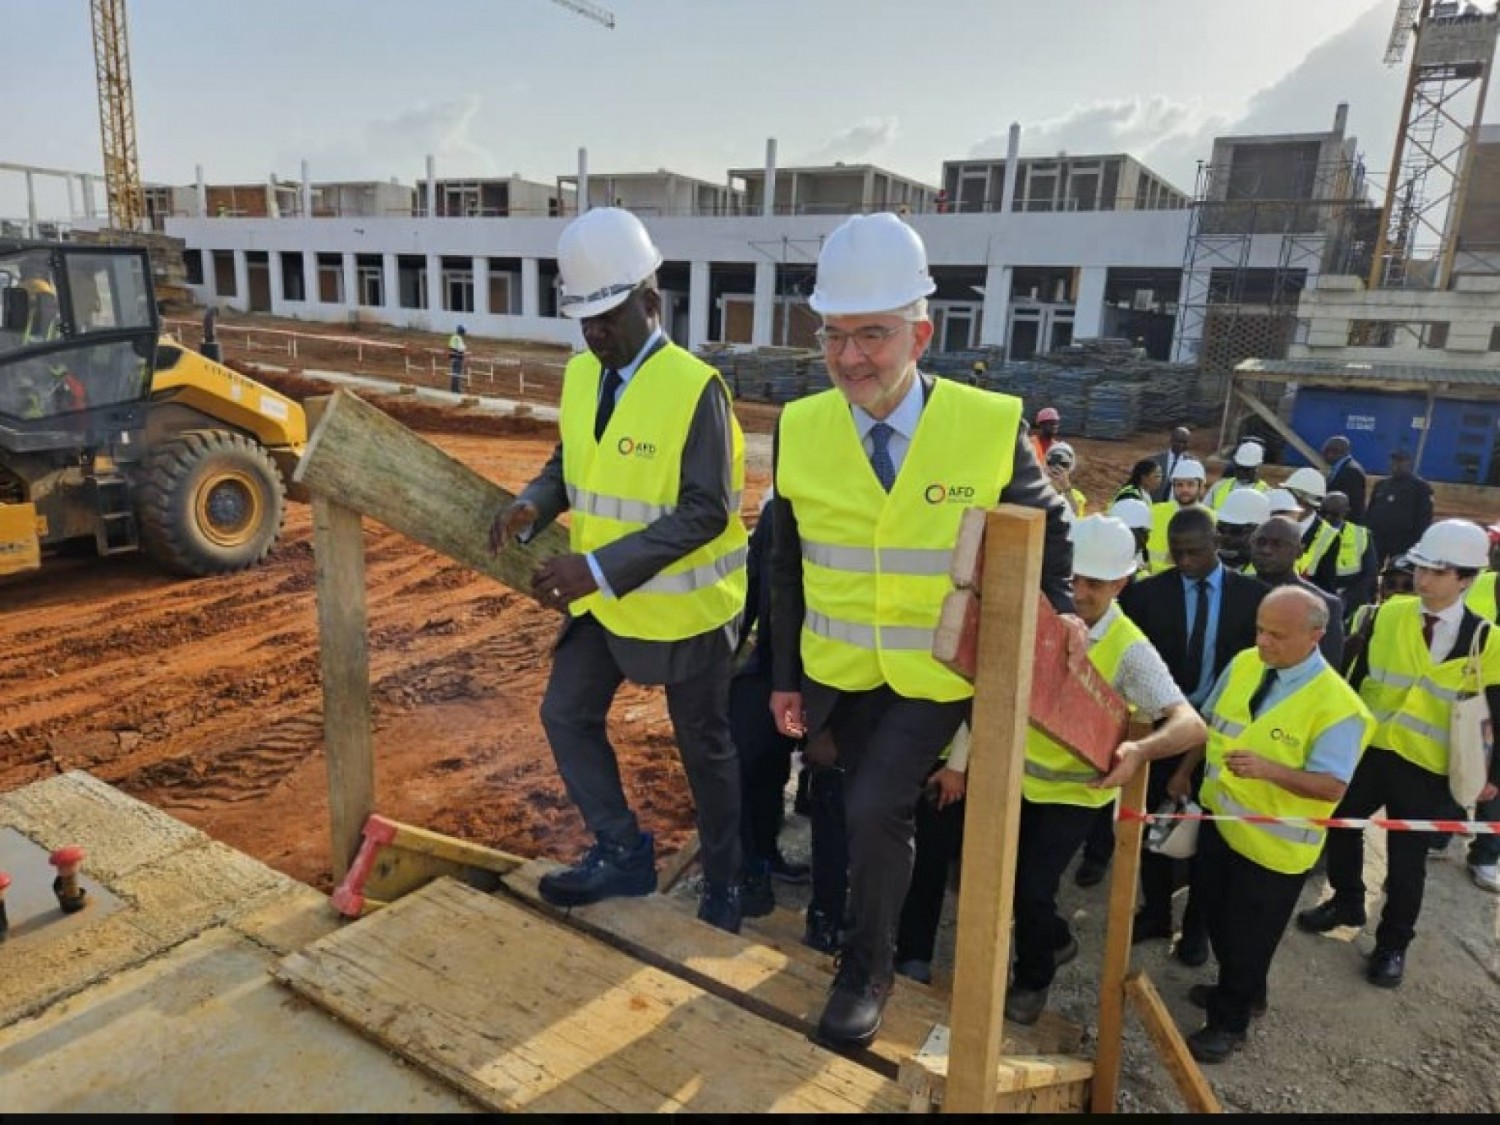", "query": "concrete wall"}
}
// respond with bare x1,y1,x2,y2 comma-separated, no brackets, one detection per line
1288,274,1500,368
